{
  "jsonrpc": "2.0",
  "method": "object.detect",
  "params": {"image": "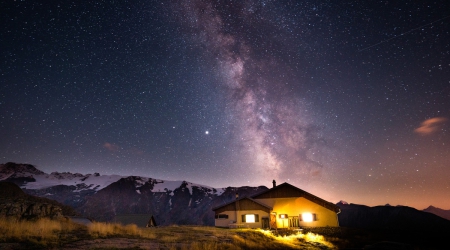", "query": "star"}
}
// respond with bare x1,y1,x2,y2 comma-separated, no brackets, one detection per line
1,0,449,210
